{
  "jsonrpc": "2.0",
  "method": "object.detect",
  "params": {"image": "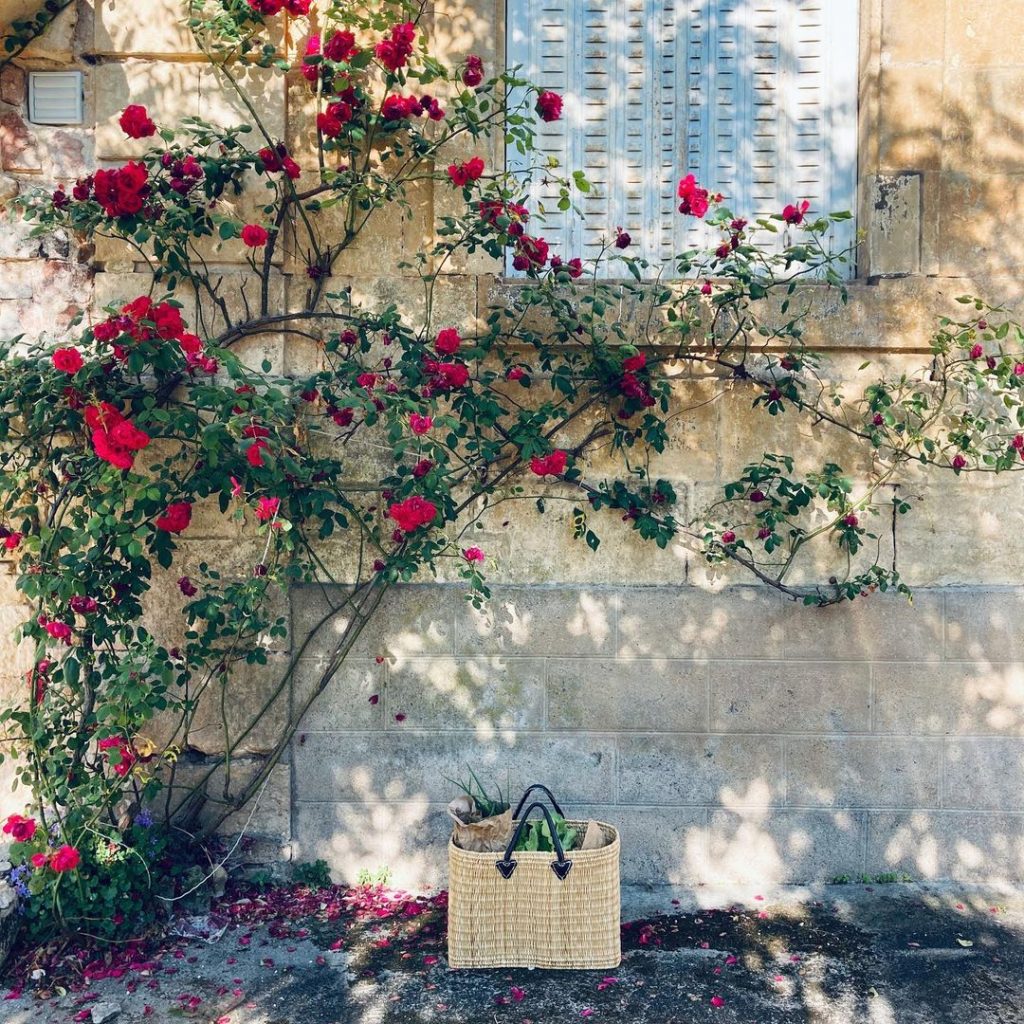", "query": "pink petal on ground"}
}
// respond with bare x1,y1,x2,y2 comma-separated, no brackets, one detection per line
711,995,726,1008
754,894,764,901
580,1010,595,1018
725,955,739,965
511,986,526,1002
